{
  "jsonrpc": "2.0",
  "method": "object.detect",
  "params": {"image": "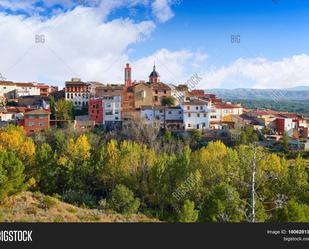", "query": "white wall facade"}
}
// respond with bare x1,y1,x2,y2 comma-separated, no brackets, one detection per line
181,103,209,130
103,96,122,123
